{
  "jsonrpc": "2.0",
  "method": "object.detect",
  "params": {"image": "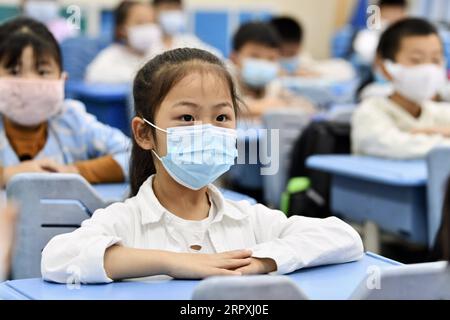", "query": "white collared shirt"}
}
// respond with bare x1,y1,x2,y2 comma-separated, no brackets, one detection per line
41,175,364,284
